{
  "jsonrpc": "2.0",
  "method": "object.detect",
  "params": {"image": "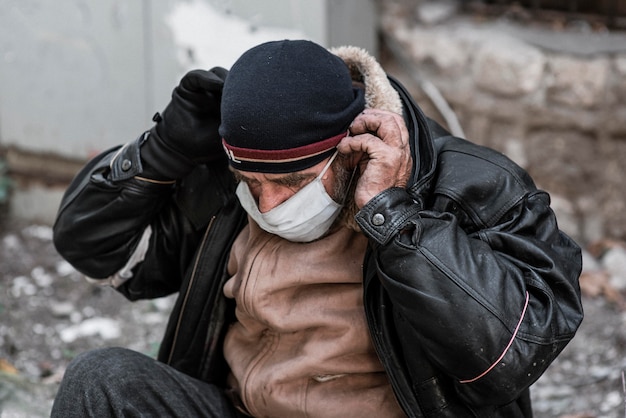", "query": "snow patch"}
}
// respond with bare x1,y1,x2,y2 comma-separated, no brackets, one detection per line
59,317,122,343
3,234,21,250
55,260,76,277
165,0,306,71
31,266,53,287
11,276,36,297
22,225,53,241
